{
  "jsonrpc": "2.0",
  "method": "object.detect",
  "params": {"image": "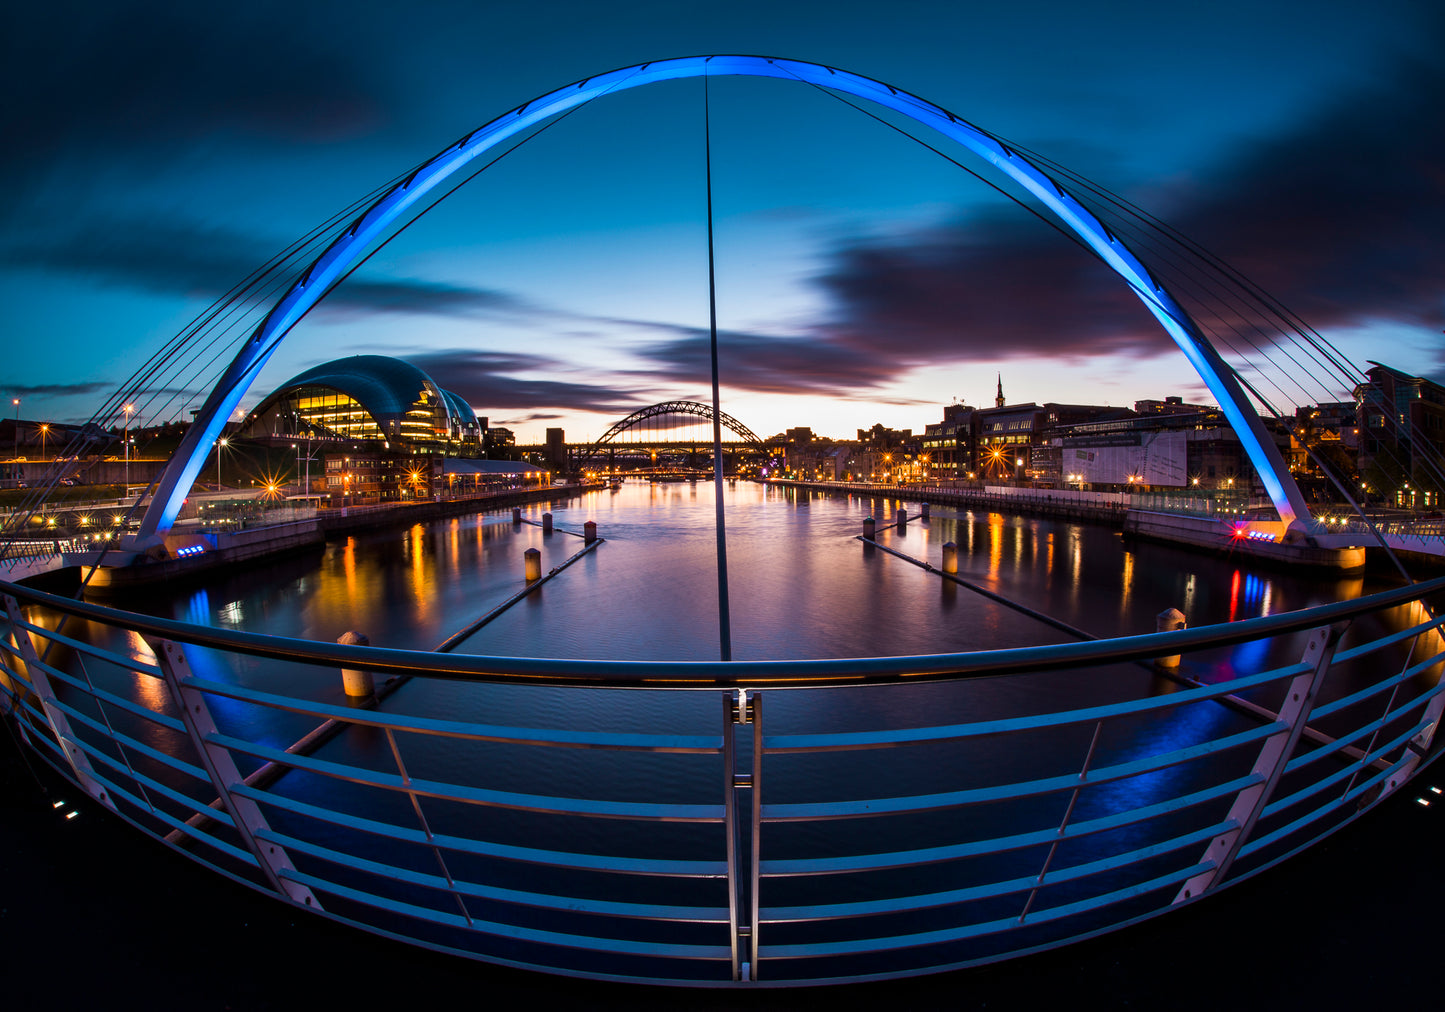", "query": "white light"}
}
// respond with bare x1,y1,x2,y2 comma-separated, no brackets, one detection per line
1417,798,1431,807
52,800,66,809
65,810,79,820
1432,786,1442,794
